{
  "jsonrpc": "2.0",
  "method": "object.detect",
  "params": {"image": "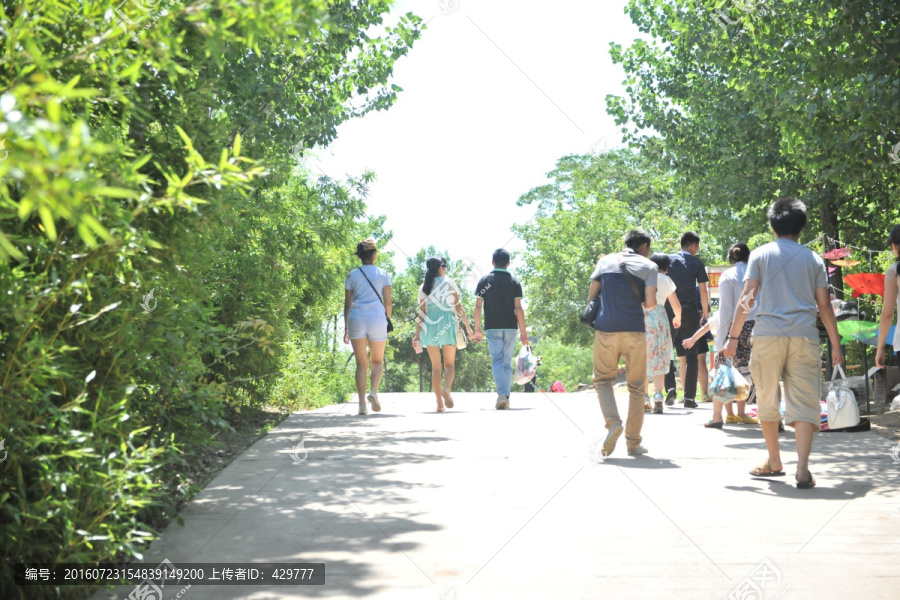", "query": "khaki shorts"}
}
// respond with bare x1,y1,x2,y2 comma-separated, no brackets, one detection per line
749,336,822,431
